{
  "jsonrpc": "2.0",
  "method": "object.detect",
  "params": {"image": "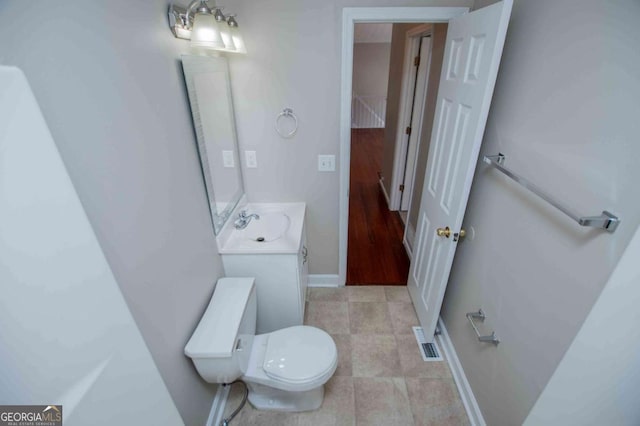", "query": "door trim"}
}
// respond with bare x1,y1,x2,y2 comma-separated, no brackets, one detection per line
339,7,469,286
389,24,432,212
